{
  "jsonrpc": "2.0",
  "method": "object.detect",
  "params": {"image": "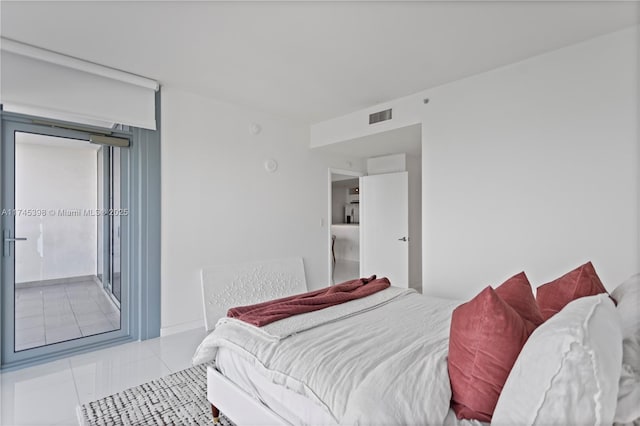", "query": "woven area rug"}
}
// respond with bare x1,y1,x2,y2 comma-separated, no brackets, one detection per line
77,363,234,426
